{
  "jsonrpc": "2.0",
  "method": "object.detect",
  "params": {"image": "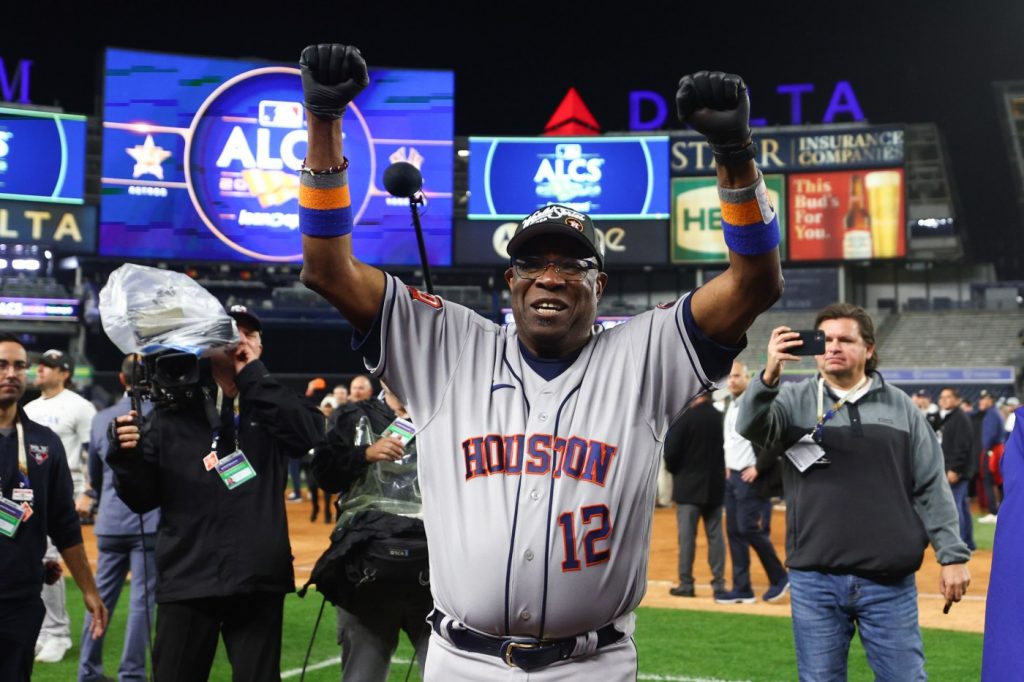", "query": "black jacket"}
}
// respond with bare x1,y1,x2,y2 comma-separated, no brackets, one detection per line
312,399,397,494
753,440,786,500
663,401,725,506
108,360,323,602
0,410,82,599
937,408,977,480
